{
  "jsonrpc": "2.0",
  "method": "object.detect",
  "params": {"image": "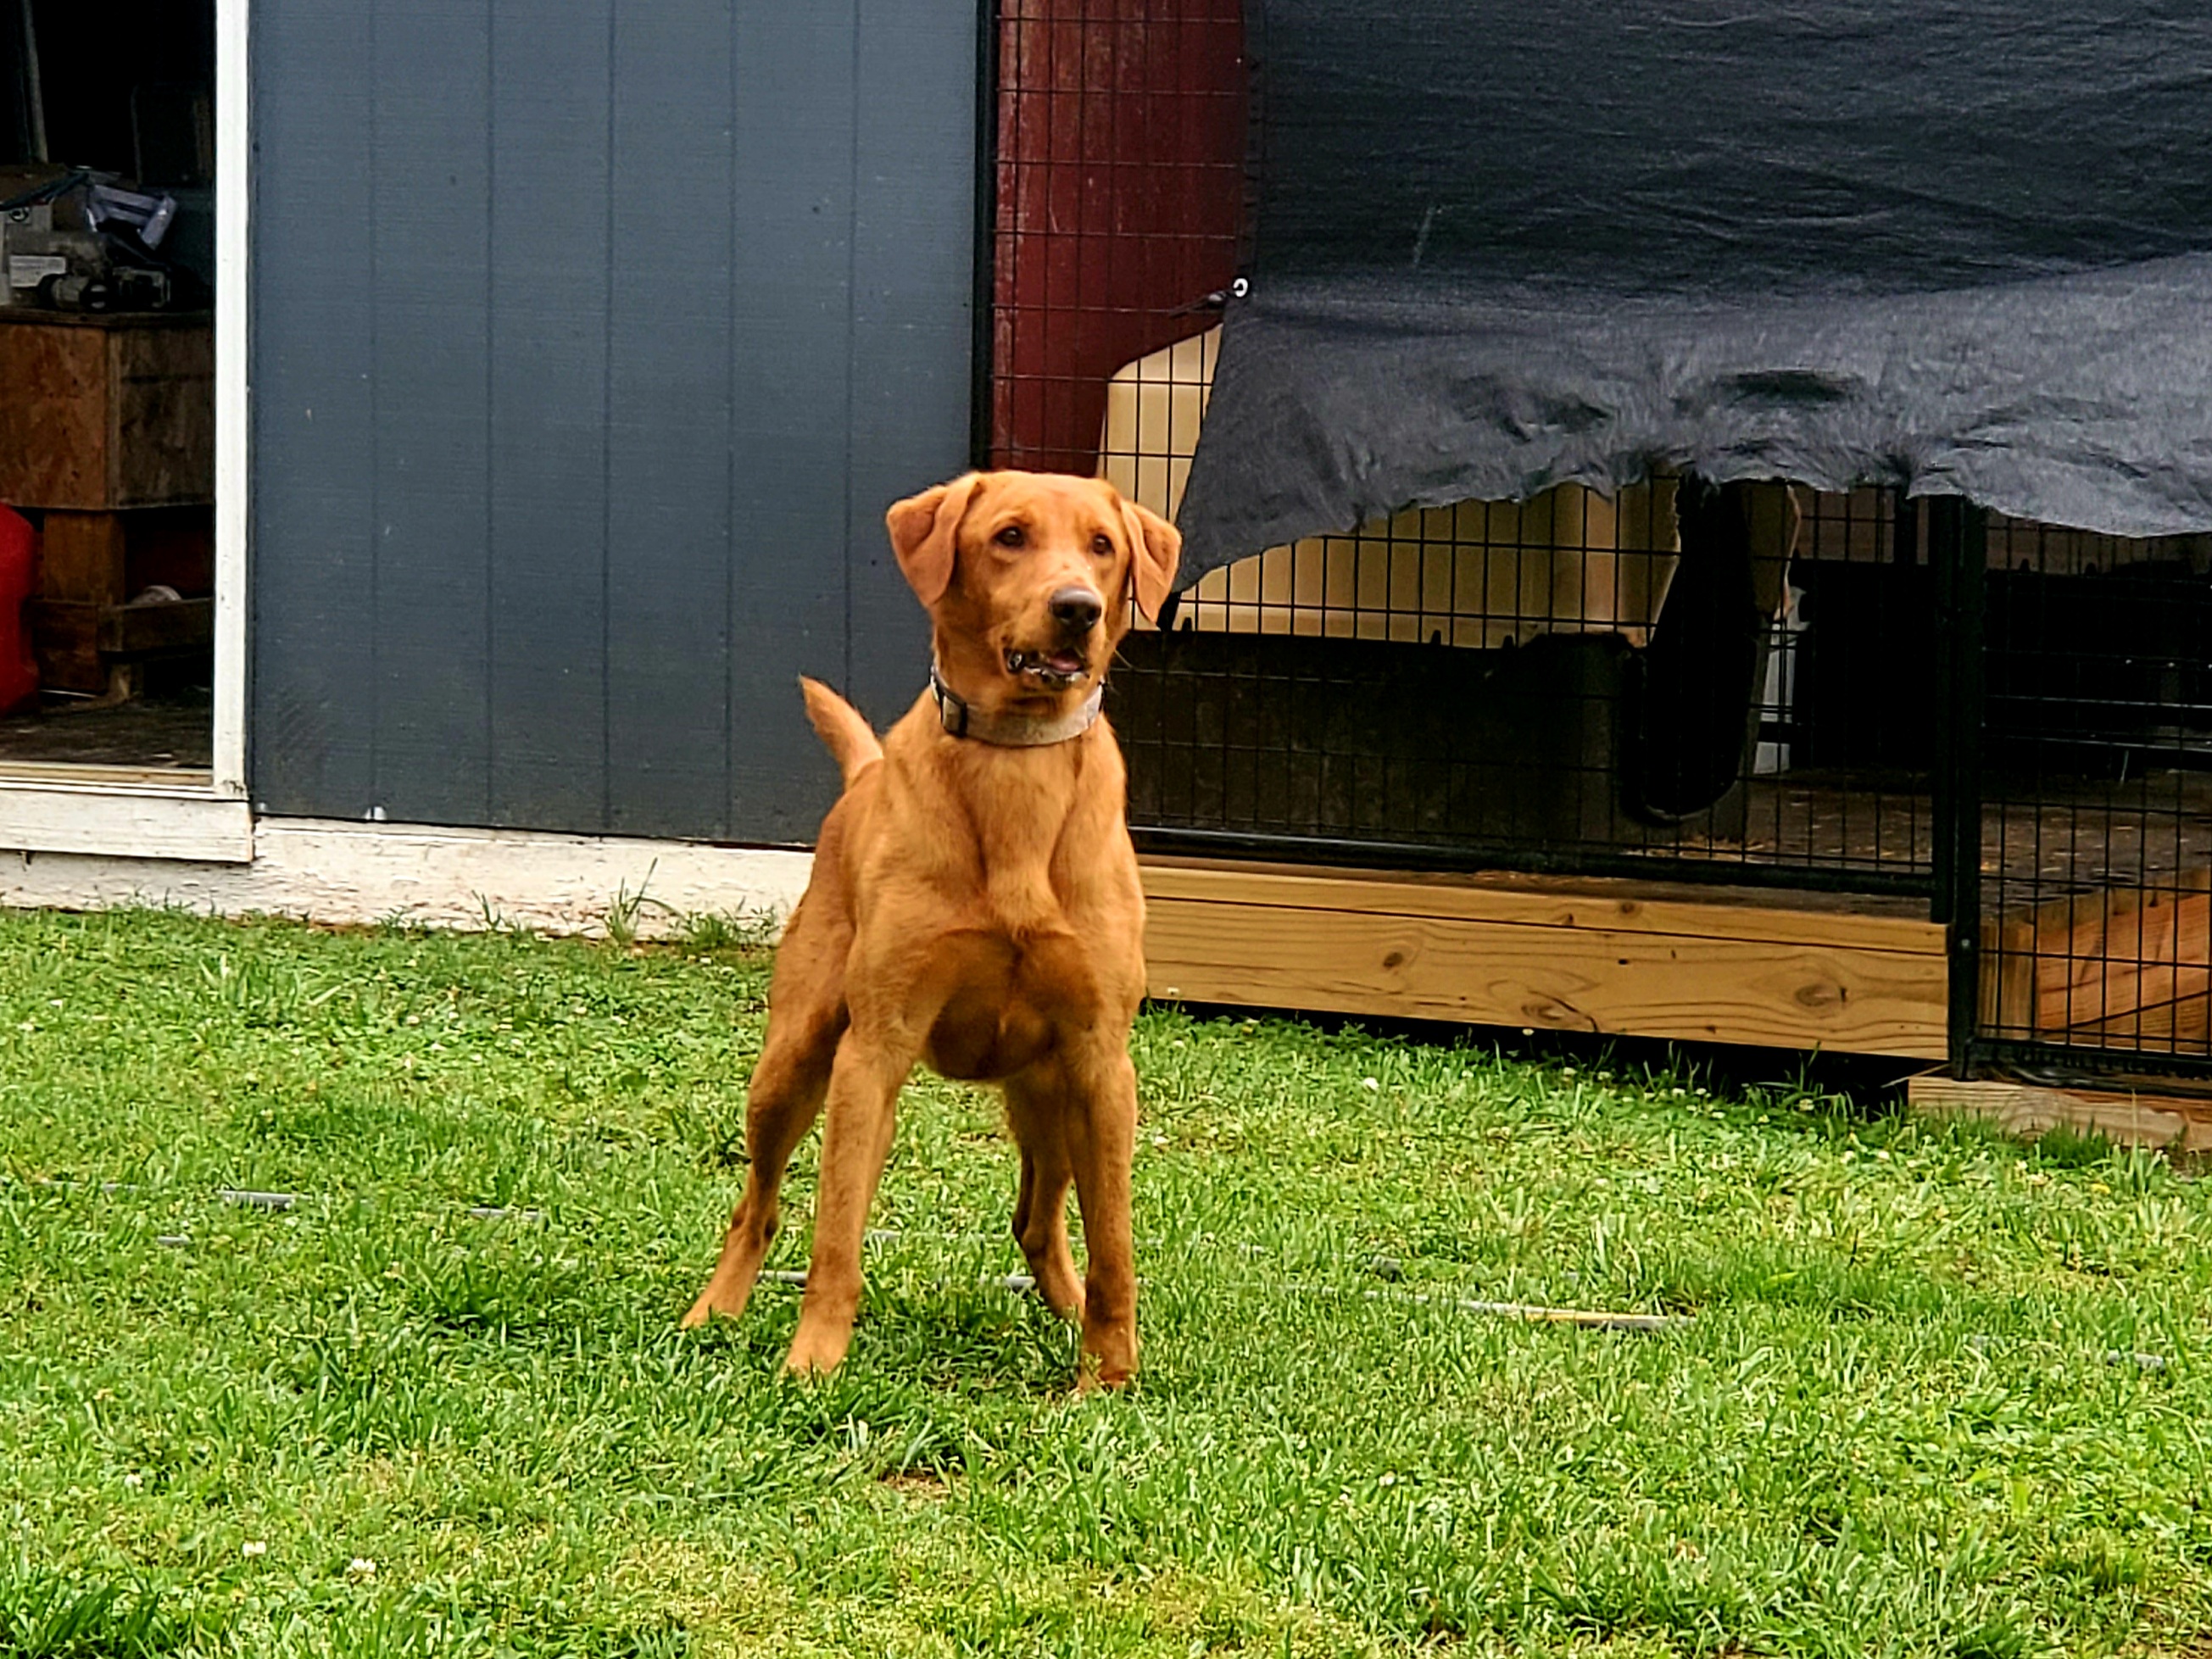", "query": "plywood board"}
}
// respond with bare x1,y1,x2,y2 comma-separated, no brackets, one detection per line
1141,857,1944,955
2064,991,2212,1051
1142,860,1948,1056
110,322,215,505
2040,874,2210,1034
0,323,109,504
36,511,129,604
0,316,212,509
